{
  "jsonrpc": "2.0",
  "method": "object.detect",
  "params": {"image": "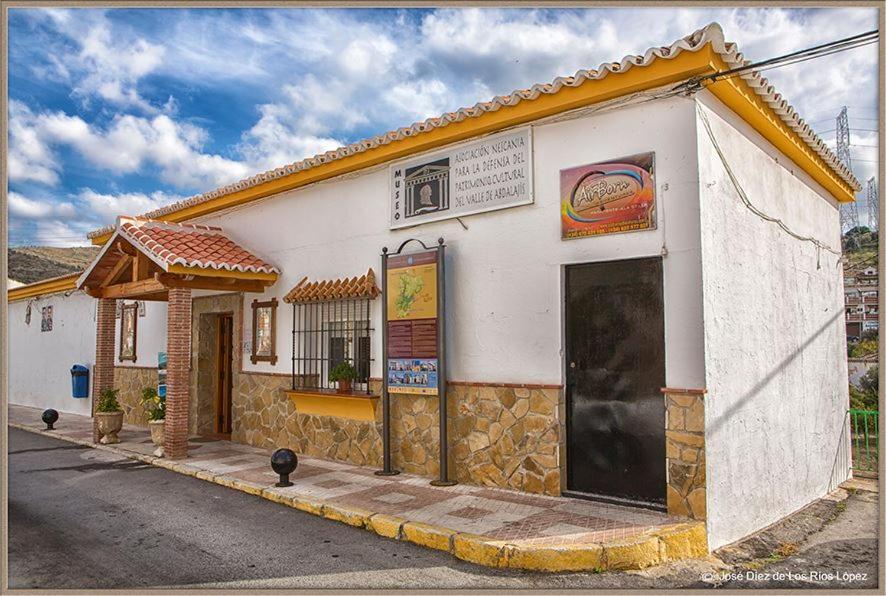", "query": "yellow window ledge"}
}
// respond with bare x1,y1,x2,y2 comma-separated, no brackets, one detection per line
283,389,379,422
